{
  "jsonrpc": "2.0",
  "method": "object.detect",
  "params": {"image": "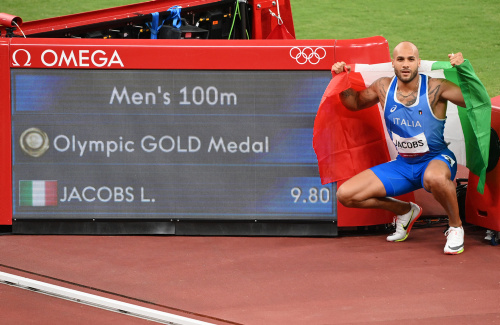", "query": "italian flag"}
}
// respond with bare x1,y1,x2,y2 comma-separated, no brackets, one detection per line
313,59,491,194
19,180,58,206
